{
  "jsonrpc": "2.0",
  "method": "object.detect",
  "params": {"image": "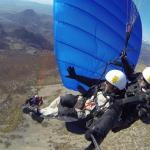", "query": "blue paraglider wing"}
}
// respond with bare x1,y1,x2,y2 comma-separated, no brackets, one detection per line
54,0,142,91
